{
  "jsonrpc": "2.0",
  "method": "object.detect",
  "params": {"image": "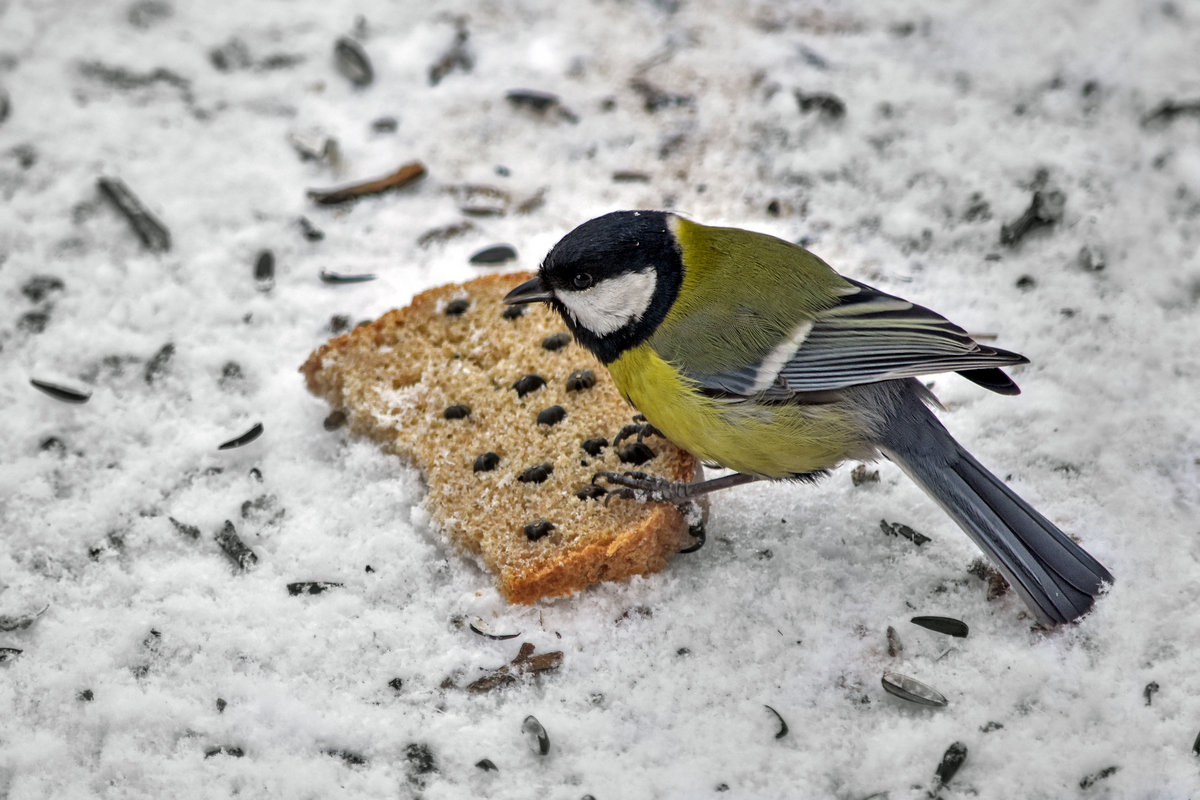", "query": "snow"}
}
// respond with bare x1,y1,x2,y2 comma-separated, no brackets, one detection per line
2,0,1199,797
